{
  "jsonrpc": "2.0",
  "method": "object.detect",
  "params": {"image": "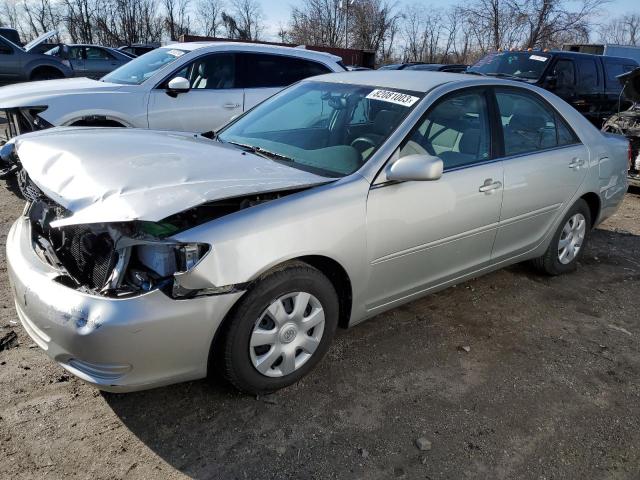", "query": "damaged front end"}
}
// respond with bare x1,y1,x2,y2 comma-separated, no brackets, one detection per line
28,197,213,299
22,177,301,299
602,67,640,186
